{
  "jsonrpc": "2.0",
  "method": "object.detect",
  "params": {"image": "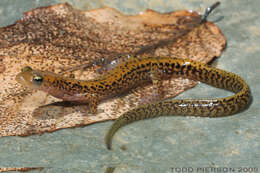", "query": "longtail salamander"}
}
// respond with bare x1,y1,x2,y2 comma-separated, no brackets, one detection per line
15,2,251,150
16,56,251,150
